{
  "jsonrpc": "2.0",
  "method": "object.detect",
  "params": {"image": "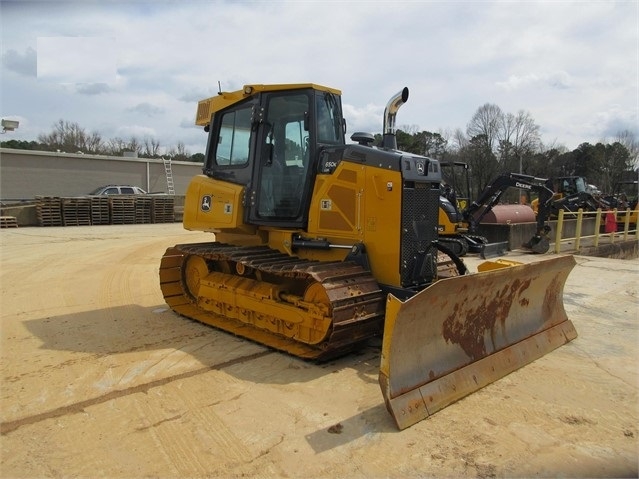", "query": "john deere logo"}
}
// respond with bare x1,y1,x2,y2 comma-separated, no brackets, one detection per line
201,195,212,212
